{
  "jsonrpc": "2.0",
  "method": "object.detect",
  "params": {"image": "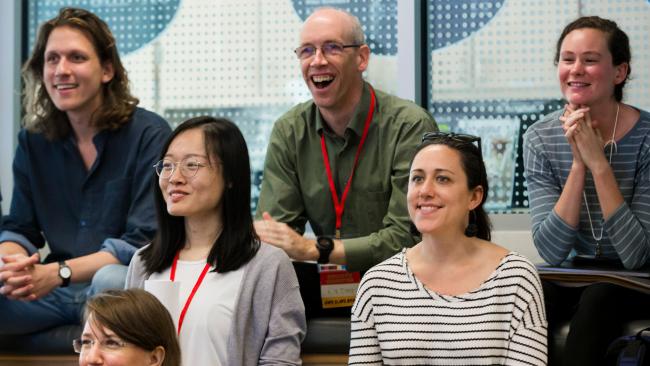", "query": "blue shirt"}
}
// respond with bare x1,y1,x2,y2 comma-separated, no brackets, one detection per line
0,107,171,265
